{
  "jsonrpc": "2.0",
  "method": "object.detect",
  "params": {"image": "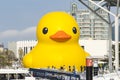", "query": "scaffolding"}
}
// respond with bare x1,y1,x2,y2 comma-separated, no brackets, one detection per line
78,0,120,72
